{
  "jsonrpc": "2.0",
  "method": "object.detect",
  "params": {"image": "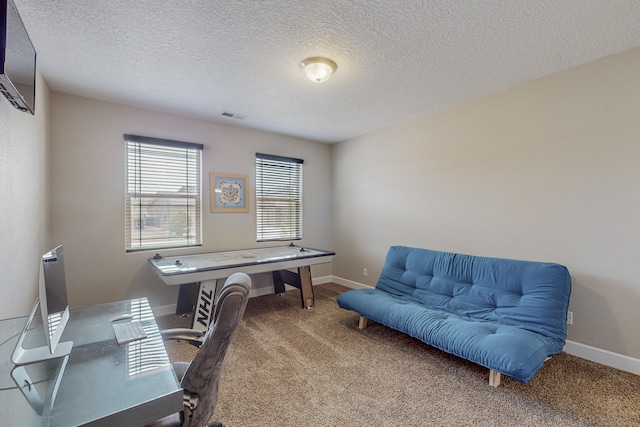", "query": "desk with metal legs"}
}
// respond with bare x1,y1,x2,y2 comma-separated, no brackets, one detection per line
148,245,335,331
0,298,182,427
